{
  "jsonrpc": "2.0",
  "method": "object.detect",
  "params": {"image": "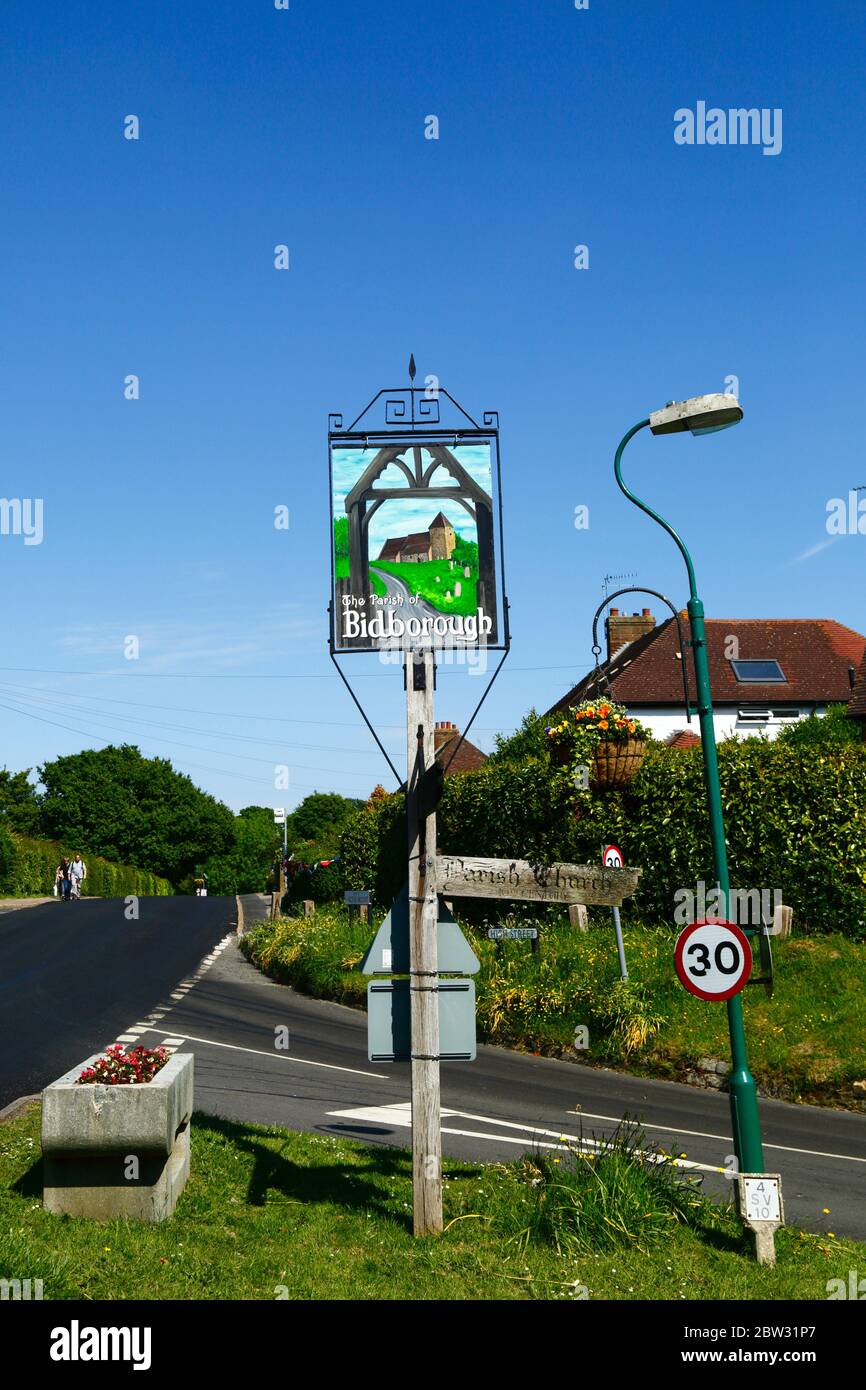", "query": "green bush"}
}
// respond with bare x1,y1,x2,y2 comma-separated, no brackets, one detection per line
0,824,16,892
339,741,866,936
3,834,172,899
